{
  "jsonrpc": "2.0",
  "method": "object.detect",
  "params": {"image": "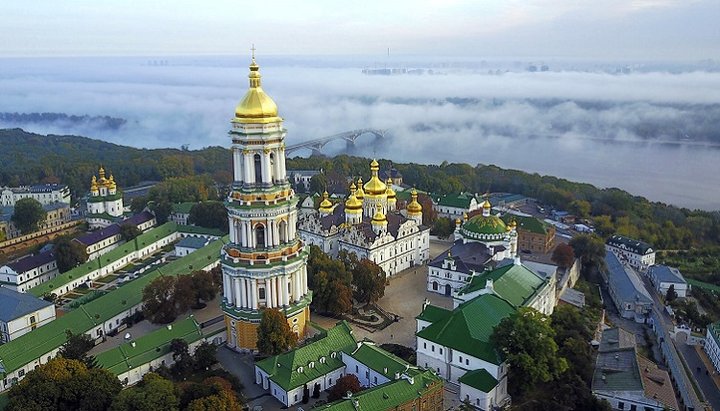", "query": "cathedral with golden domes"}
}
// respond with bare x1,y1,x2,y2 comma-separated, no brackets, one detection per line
298,161,430,276
221,52,312,352
86,166,124,229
